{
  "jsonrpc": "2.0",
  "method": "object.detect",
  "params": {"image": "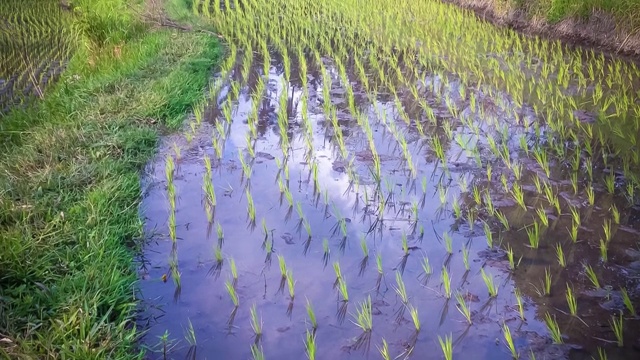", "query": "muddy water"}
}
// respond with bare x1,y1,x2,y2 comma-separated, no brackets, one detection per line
138,53,640,360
